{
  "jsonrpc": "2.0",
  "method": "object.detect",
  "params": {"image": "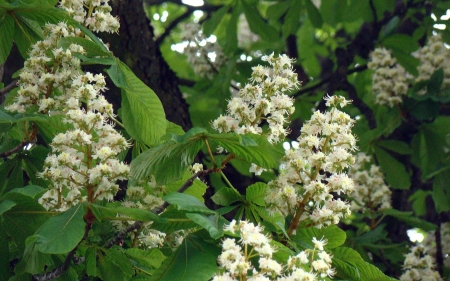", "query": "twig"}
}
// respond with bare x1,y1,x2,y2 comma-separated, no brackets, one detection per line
0,140,30,159
33,222,93,281
0,79,18,97
156,9,193,46
292,65,367,99
104,168,215,248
